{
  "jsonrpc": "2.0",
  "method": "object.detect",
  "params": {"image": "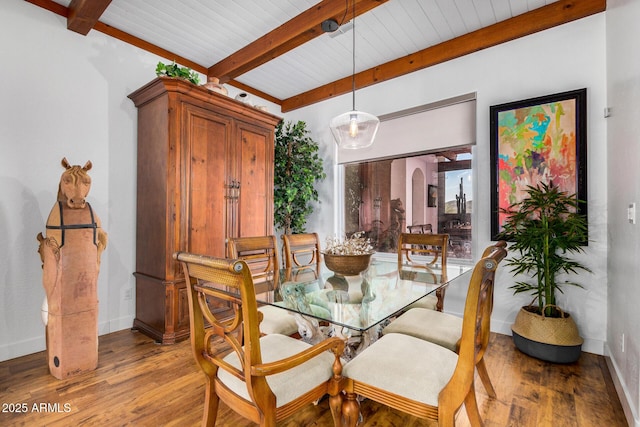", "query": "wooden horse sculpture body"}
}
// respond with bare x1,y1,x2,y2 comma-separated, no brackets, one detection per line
37,157,107,379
